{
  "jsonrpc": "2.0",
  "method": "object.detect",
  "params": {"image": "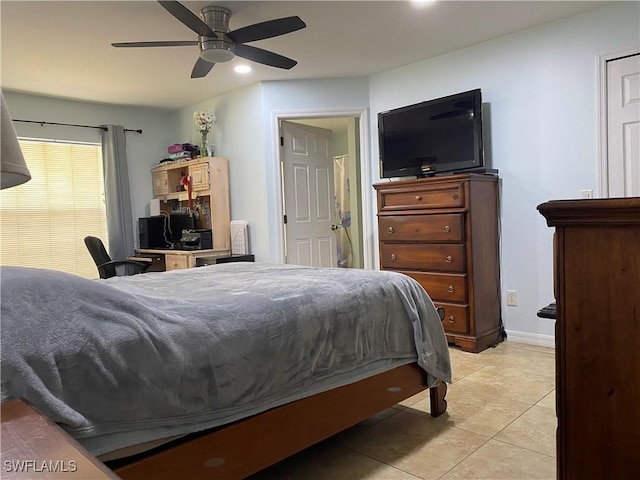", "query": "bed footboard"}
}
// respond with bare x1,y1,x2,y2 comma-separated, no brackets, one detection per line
113,363,447,480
